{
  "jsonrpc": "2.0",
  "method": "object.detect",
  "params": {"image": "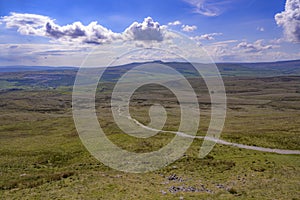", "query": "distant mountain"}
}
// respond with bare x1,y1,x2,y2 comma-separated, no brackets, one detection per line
0,66,77,73
0,59,300,78
1,60,300,89
216,60,300,77
107,59,300,77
